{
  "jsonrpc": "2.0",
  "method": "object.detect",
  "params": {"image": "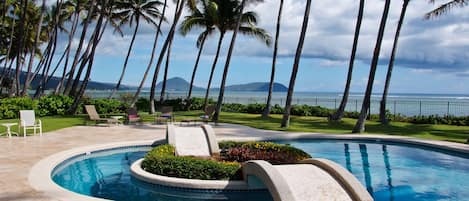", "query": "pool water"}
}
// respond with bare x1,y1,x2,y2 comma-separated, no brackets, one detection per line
52,146,272,201
52,141,469,201
277,140,469,201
